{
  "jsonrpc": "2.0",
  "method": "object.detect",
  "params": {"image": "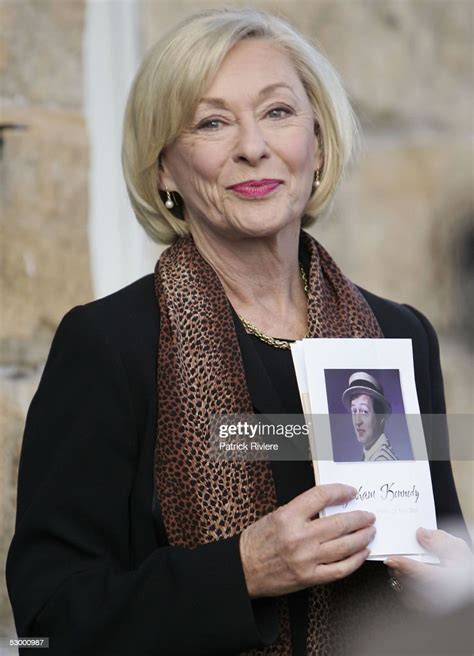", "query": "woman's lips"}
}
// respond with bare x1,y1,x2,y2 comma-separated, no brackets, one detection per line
228,179,283,198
